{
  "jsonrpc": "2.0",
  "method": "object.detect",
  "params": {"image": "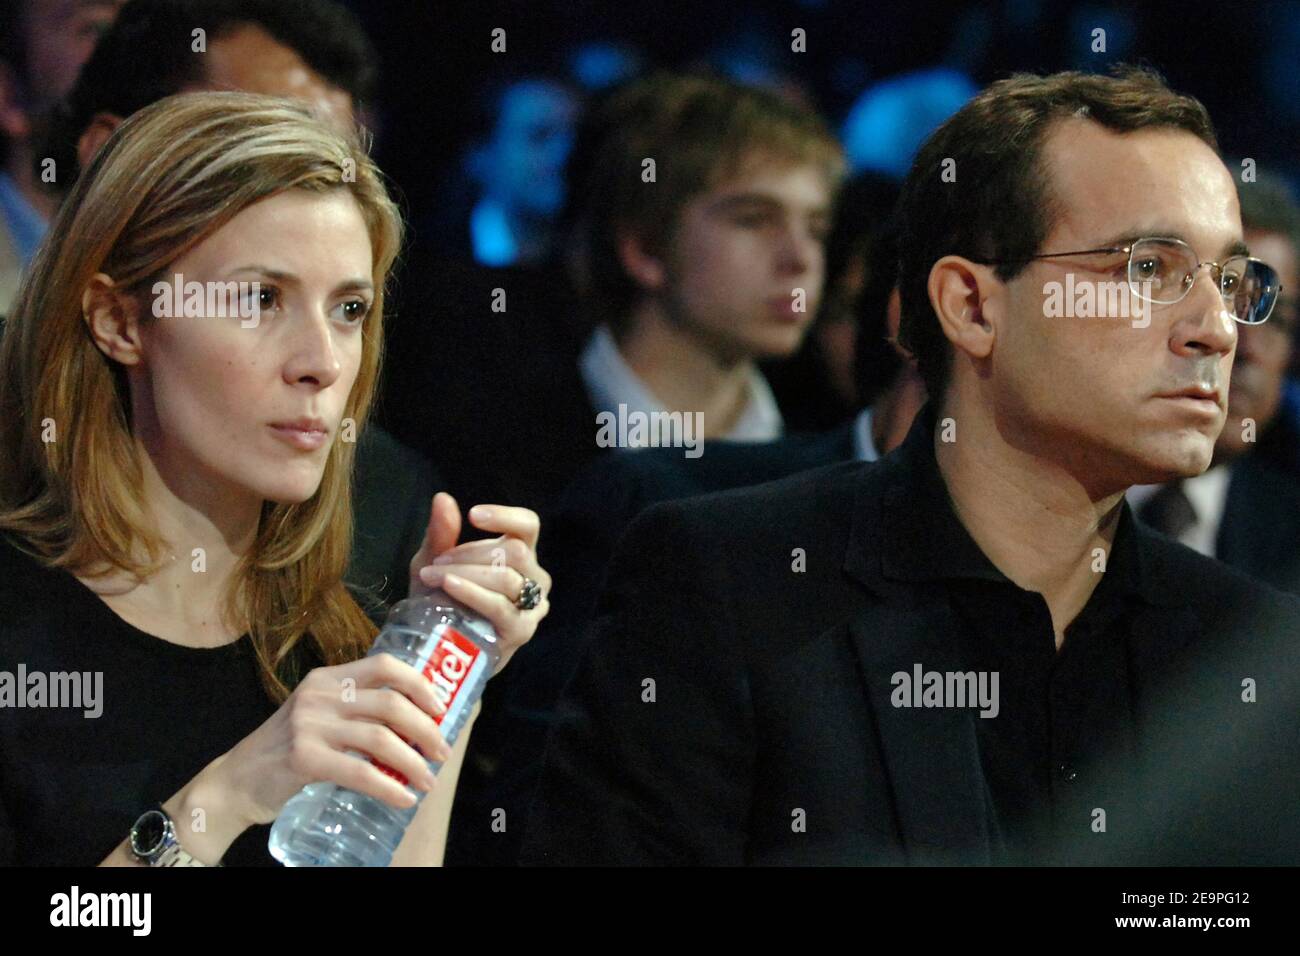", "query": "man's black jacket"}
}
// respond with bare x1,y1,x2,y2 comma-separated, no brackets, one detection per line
1216,438,1300,593
446,424,856,865
521,405,1300,865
